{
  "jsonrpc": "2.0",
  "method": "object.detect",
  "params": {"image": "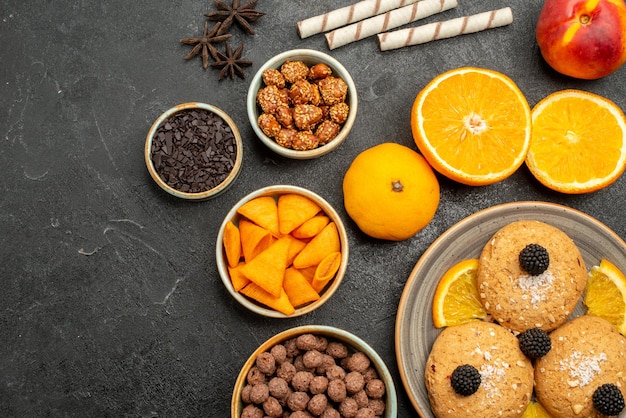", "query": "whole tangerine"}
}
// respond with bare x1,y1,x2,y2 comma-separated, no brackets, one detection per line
342,142,440,241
